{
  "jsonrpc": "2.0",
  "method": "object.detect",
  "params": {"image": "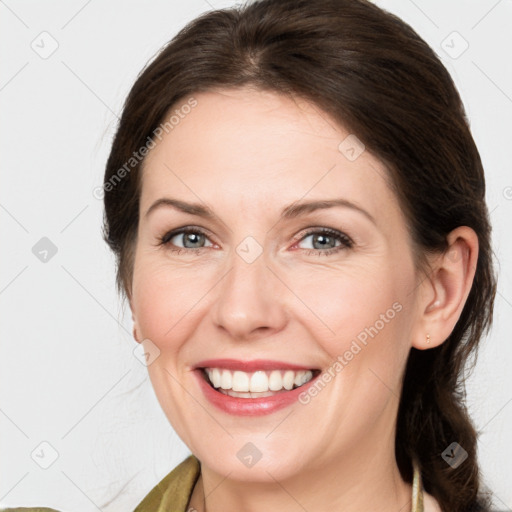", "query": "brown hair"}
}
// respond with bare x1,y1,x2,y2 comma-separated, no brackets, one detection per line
102,0,497,510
